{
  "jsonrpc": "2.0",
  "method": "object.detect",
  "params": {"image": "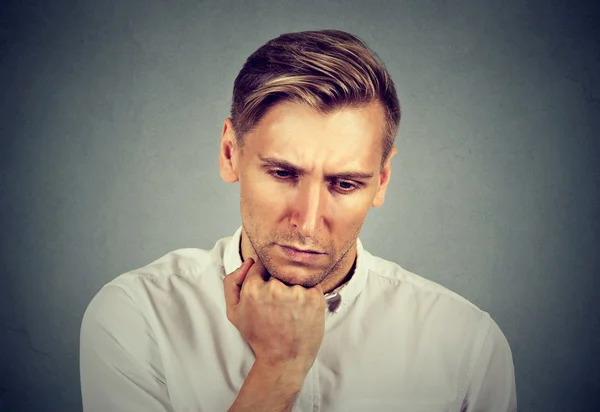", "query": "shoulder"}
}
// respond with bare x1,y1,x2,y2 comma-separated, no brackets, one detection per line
362,252,515,400
366,252,484,315
109,247,217,290
83,234,232,326
81,235,233,349
360,251,504,352
363,249,514,356
105,235,231,299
